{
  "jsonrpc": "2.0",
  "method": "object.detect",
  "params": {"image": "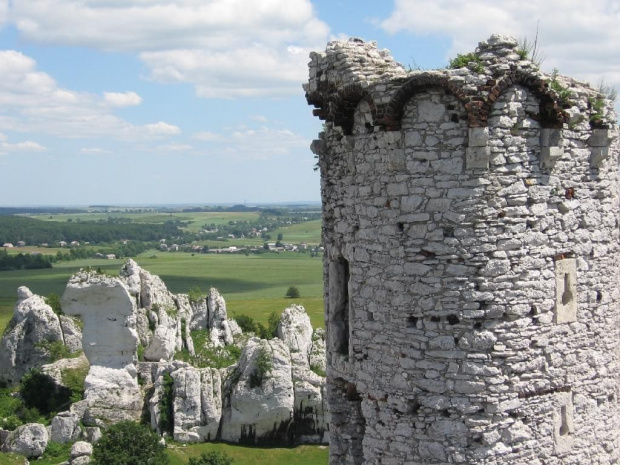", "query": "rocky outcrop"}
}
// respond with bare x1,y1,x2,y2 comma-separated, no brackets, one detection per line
0,287,82,387
61,271,142,425
1,423,49,458
220,337,294,444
